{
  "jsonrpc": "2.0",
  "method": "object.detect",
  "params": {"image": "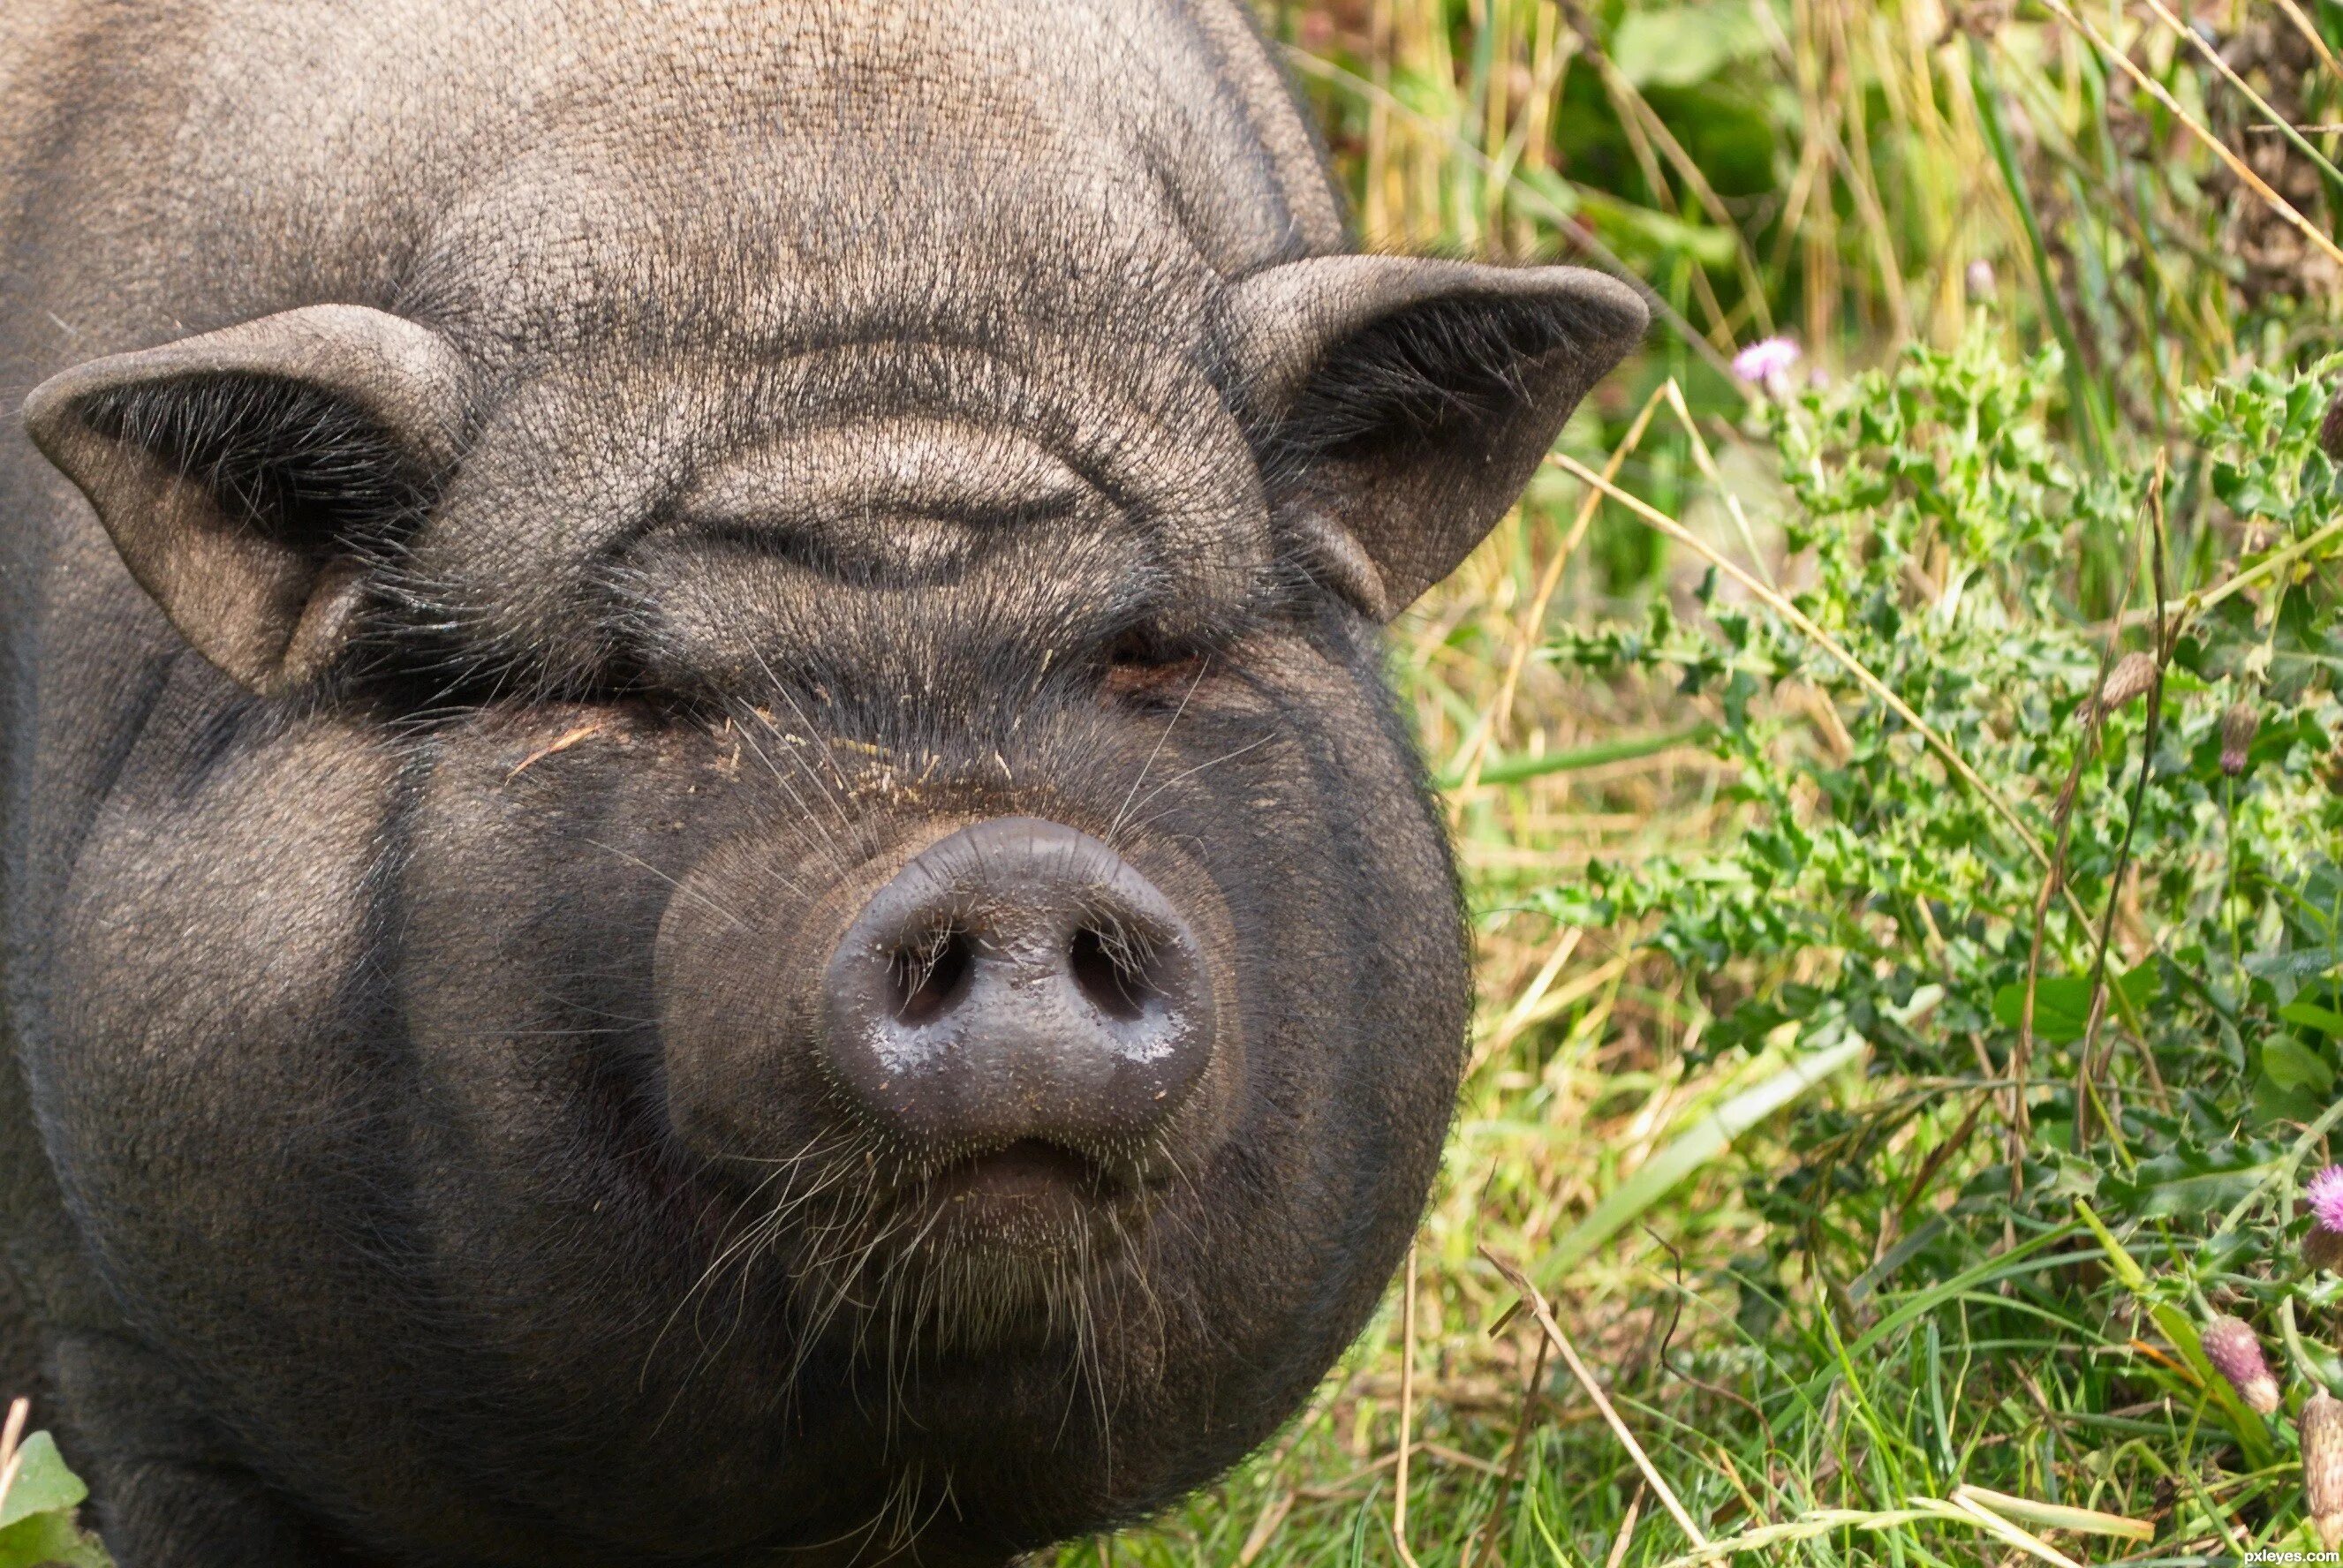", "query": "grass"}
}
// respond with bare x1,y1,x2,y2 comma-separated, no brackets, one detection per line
1054,3,2343,1564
